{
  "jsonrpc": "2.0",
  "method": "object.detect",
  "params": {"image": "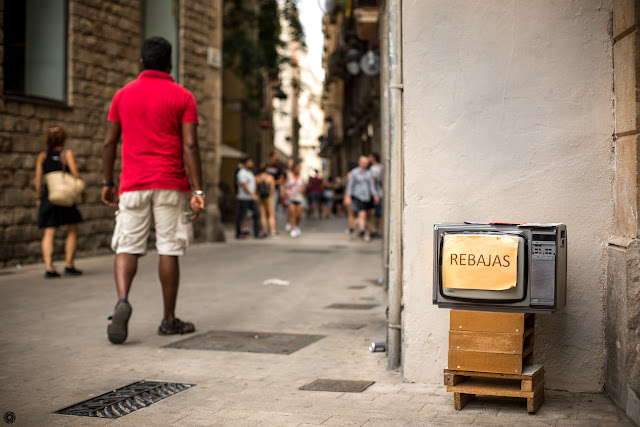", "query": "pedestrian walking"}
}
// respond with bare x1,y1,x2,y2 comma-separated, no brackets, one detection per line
236,156,265,240
281,158,295,209
333,176,345,216
256,164,277,236
368,152,383,237
34,125,85,278
265,152,284,216
344,156,379,241
343,160,358,236
102,37,205,344
234,158,250,235
285,162,305,237
307,170,323,219
322,177,336,219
